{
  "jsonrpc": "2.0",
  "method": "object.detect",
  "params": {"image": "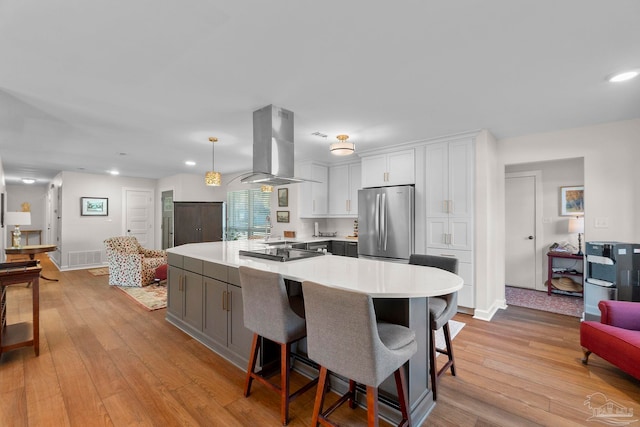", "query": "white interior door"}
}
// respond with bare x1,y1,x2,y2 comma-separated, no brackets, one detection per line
505,174,538,289
124,189,154,248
